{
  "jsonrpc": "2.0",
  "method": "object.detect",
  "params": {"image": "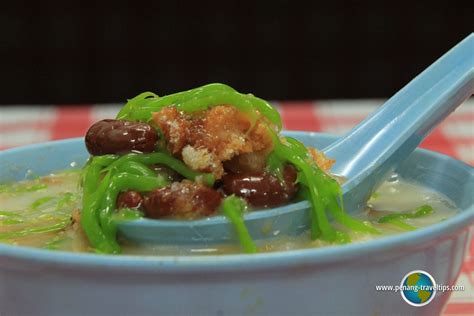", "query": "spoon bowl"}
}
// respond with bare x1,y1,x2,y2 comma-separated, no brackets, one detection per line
118,131,322,244
117,33,474,245
114,34,474,245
